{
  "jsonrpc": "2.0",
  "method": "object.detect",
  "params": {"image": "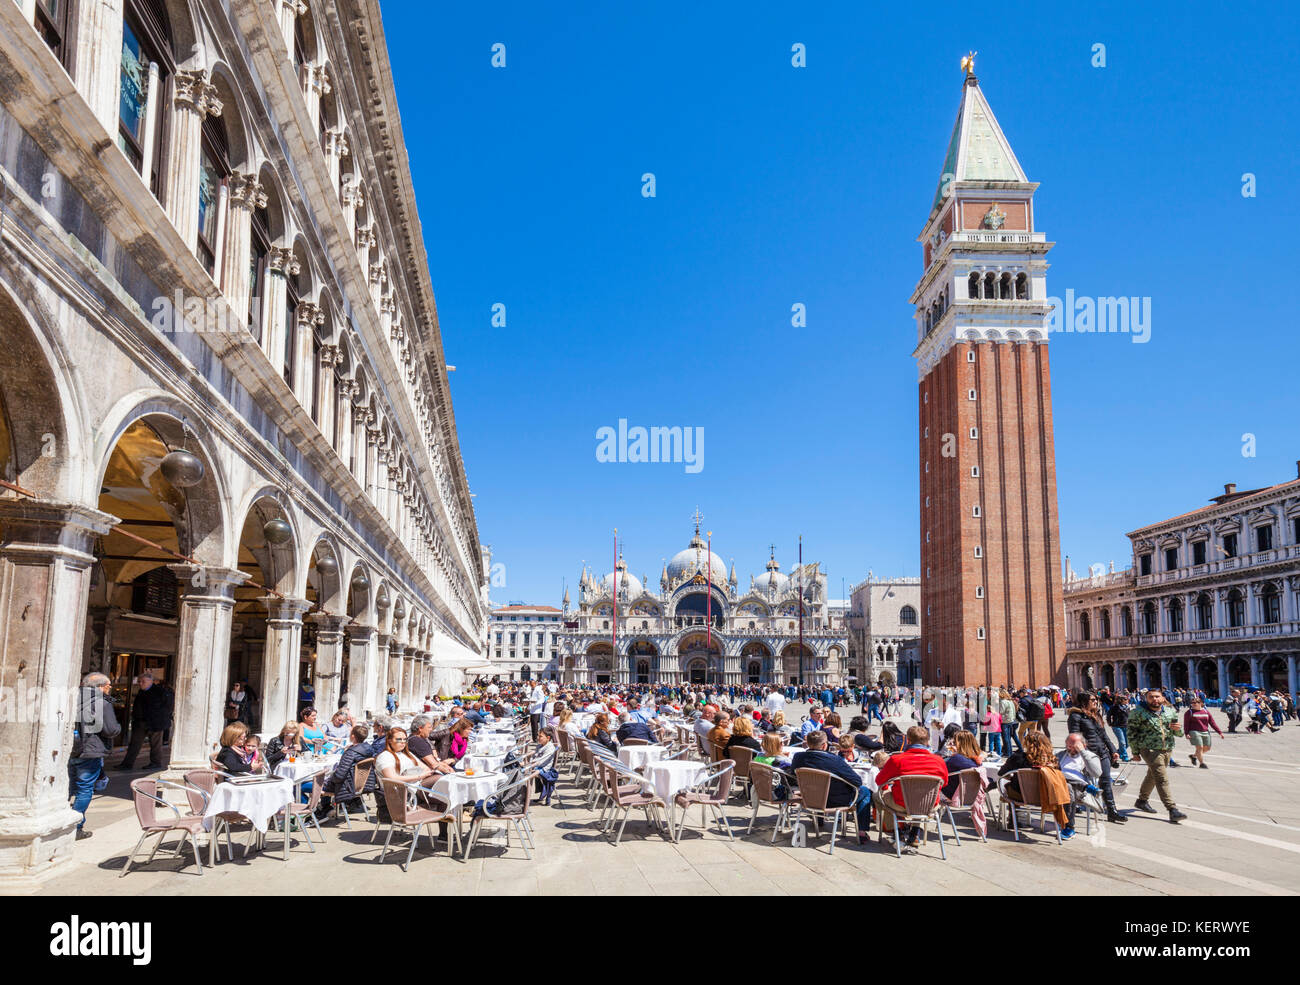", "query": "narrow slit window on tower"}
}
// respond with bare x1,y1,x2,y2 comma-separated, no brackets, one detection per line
976,626,986,640
967,350,976,362
973,546,982,558
972,505,981,517
975,586,984,599
969,427,979,439
971,466,980,477
968,388,977,400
